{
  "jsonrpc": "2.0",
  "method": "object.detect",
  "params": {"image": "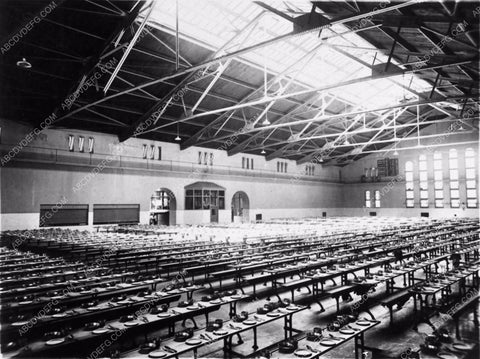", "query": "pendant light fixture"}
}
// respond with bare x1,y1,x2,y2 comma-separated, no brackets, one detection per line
174,122,181,141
